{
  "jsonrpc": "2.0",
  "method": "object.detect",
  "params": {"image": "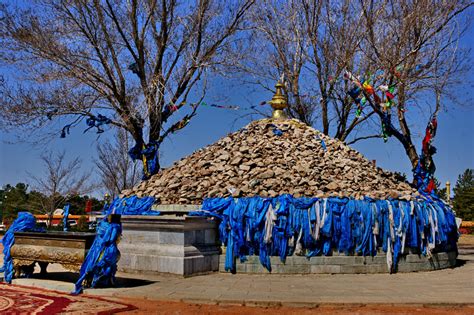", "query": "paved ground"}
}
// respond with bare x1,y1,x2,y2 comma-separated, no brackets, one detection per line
1,235,474,314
